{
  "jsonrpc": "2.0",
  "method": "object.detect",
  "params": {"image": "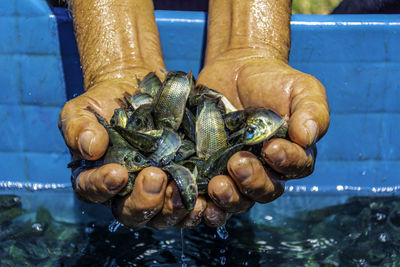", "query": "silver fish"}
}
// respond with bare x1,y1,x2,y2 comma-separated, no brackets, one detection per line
195,97,228,159
153,71,193,130
242,108,286,145
149,128,182,166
